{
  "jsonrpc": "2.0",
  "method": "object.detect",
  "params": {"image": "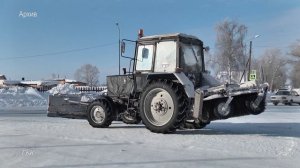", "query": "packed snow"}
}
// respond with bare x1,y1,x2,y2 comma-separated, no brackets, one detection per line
0,87,47,109
0,105,299,168
1,84,300,167
47,83,80,95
